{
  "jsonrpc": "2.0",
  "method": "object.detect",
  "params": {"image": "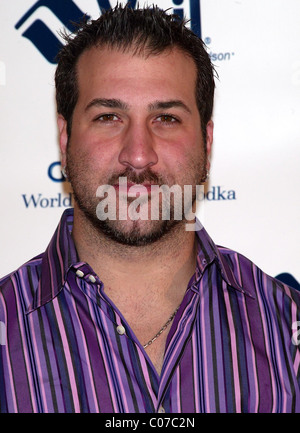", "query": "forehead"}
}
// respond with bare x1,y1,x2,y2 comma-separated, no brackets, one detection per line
76,44,196,73
75,46,198,107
